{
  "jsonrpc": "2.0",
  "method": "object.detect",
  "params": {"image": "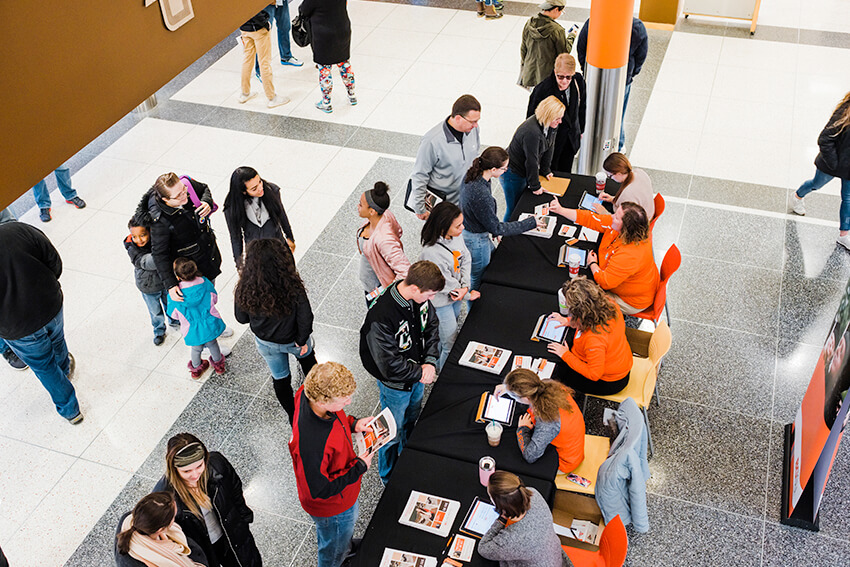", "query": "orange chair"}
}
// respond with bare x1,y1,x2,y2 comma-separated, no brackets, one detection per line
632,244,680,327
649,193,665,232
562,514,628,567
